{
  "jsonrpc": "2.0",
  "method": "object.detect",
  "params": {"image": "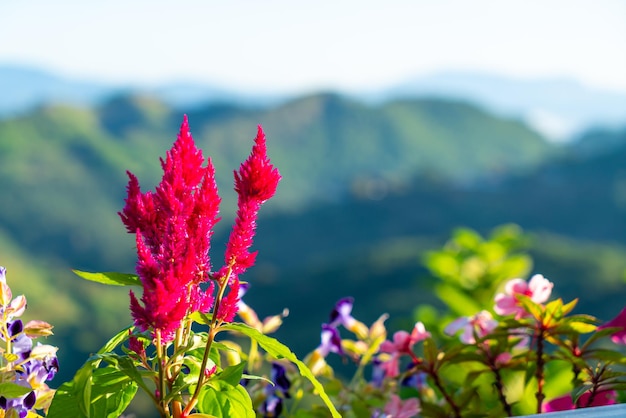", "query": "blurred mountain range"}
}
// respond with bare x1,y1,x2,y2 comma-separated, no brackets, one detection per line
2,64,626,142
2,67,626,406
